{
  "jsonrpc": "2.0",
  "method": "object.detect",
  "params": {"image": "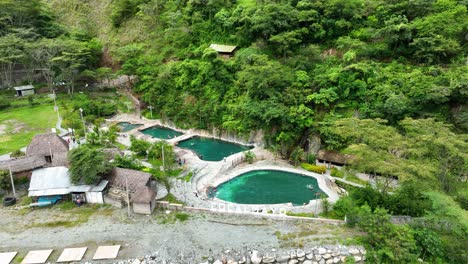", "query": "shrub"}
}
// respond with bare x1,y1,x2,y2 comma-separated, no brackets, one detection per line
331,167,345,178
0,96,10,110
301,163,327,174
10,149,25,158
244,150,256,164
